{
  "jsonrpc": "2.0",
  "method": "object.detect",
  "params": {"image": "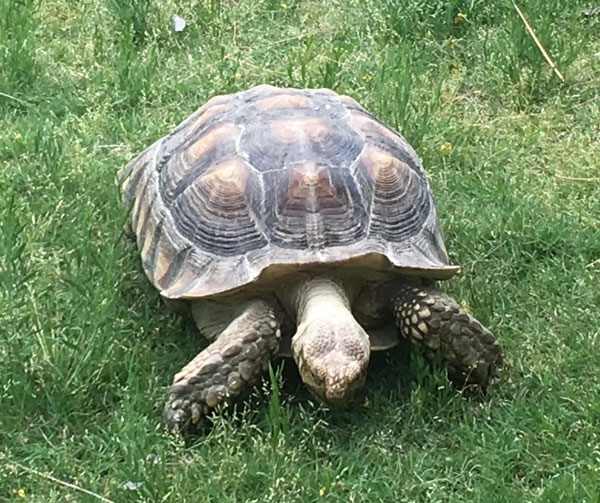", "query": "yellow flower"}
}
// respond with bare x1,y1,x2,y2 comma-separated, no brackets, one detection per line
453,12,467,23
319,487,327,496
460,300,470,313
280,2,287,8
13,488,25,498
446,37,456,48
362,73,371,82
440,142,453,152
14,133,22,141
362,397,371,408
